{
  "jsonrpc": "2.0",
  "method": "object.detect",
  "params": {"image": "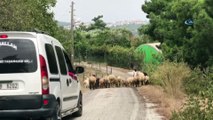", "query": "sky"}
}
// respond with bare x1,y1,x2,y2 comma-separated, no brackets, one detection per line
53,0,148,23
